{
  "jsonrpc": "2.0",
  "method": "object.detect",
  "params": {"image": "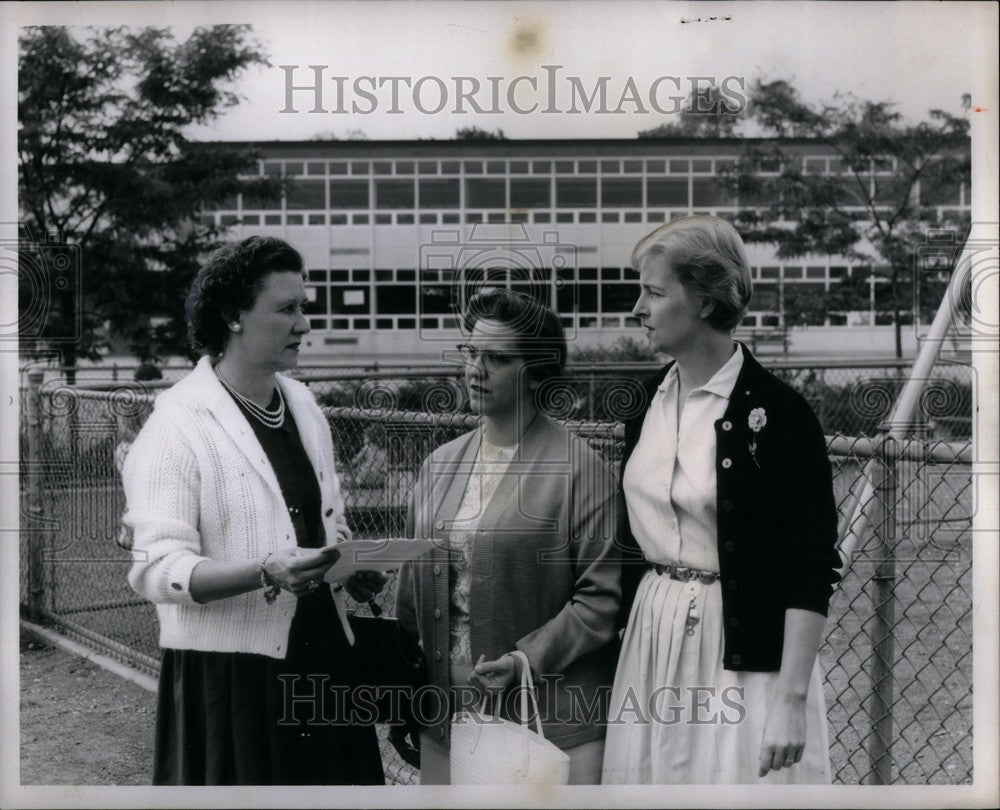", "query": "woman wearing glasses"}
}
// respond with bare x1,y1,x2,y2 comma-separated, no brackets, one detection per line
601,216,840,784
394,289,622,784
